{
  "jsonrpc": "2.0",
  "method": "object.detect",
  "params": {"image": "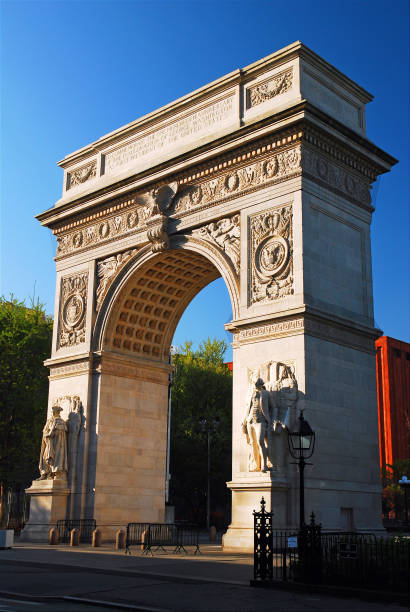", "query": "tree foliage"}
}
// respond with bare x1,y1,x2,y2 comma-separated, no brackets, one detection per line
381,459,410,518
170,338,232,526
0,296,53,490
